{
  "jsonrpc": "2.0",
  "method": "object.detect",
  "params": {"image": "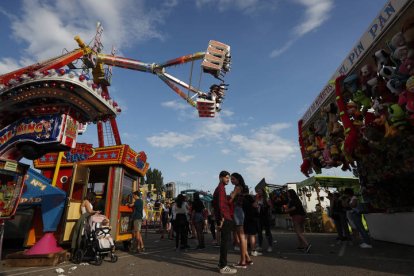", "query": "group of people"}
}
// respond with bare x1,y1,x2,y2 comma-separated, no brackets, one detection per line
212,171,274,274
328,188,372,249
79,177,373,274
